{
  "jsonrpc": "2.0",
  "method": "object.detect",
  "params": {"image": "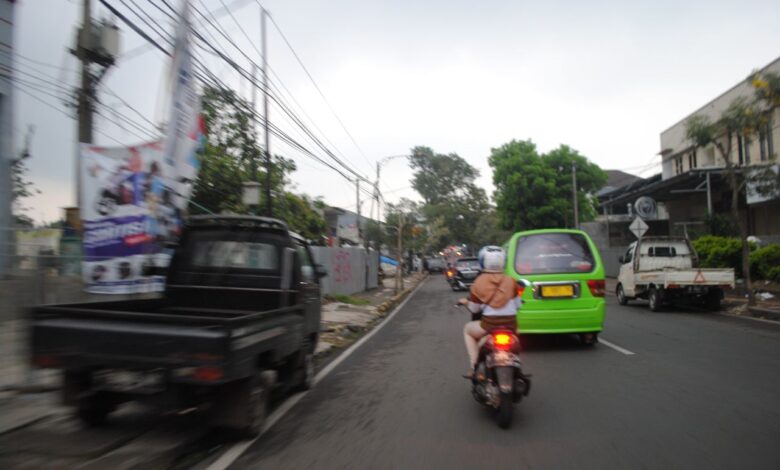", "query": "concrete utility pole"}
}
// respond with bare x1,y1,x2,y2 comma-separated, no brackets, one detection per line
395,212,404,294
73,0,117,209
355,178,362,245
572,163,579,229
260,7,272,217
